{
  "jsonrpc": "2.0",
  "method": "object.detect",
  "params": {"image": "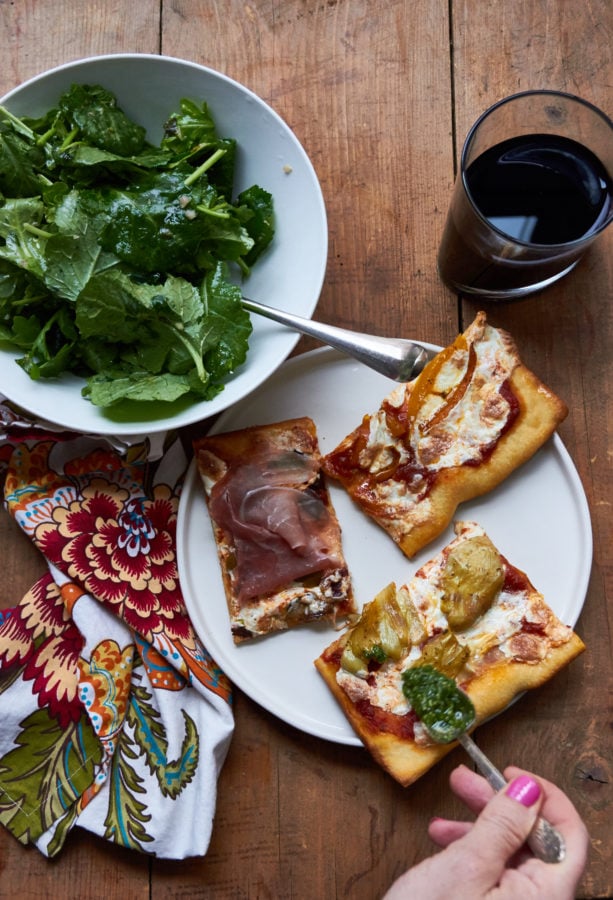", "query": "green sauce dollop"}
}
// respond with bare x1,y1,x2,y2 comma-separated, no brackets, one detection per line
401,664,475,743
